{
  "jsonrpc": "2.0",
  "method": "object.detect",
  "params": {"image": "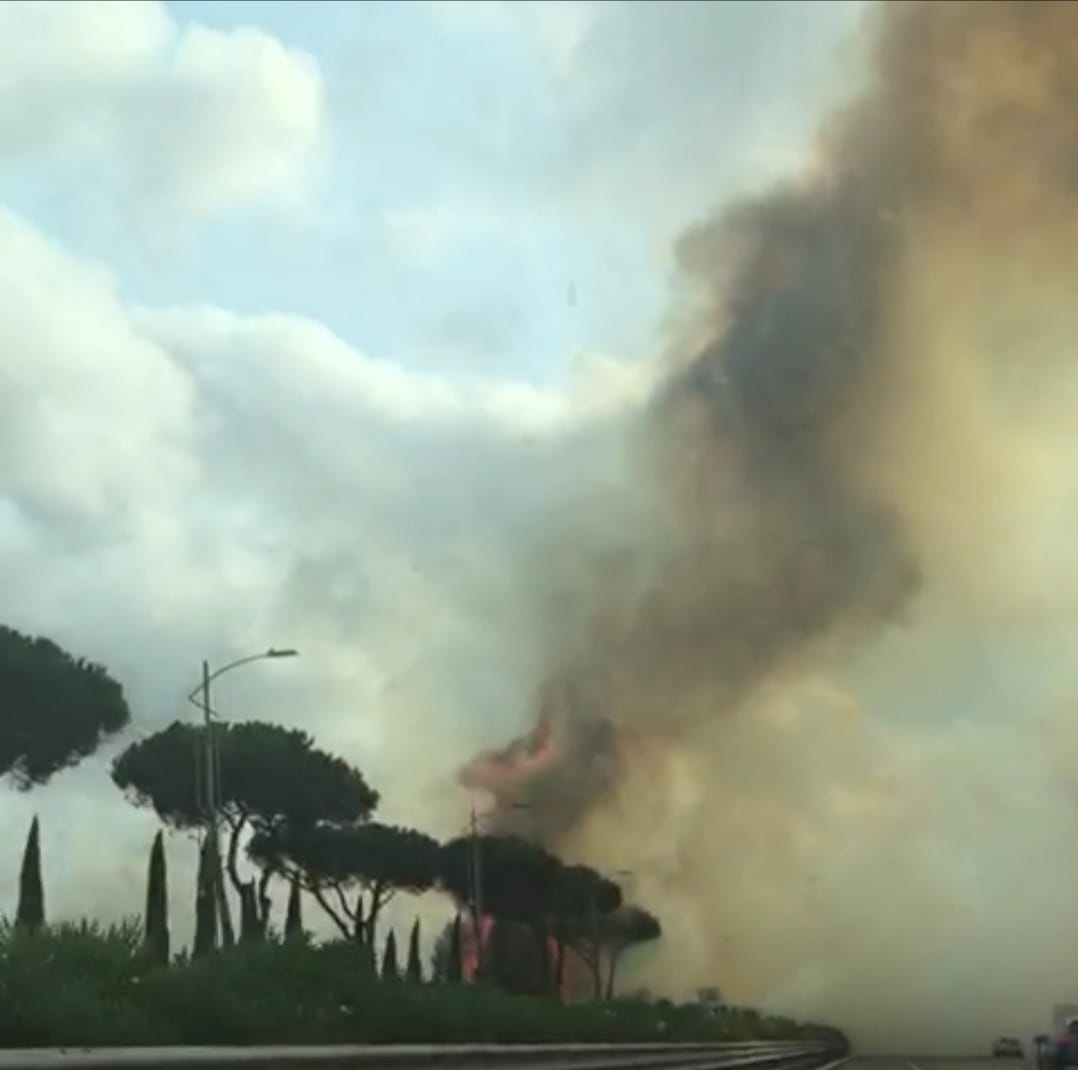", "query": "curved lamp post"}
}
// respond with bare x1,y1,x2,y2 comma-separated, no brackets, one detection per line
186,648,299,946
